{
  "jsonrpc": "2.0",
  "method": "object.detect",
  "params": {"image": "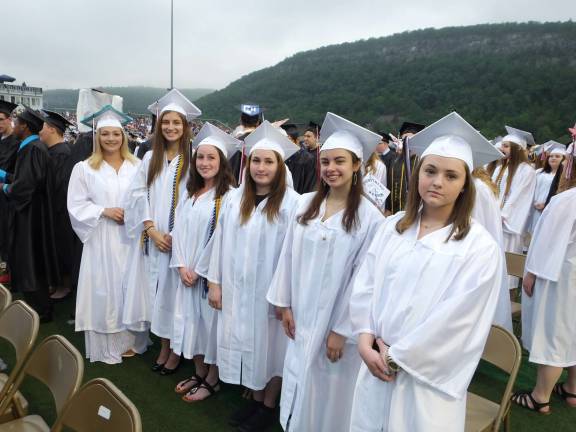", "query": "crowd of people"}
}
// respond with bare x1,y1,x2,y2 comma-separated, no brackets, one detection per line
0,88,574,431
